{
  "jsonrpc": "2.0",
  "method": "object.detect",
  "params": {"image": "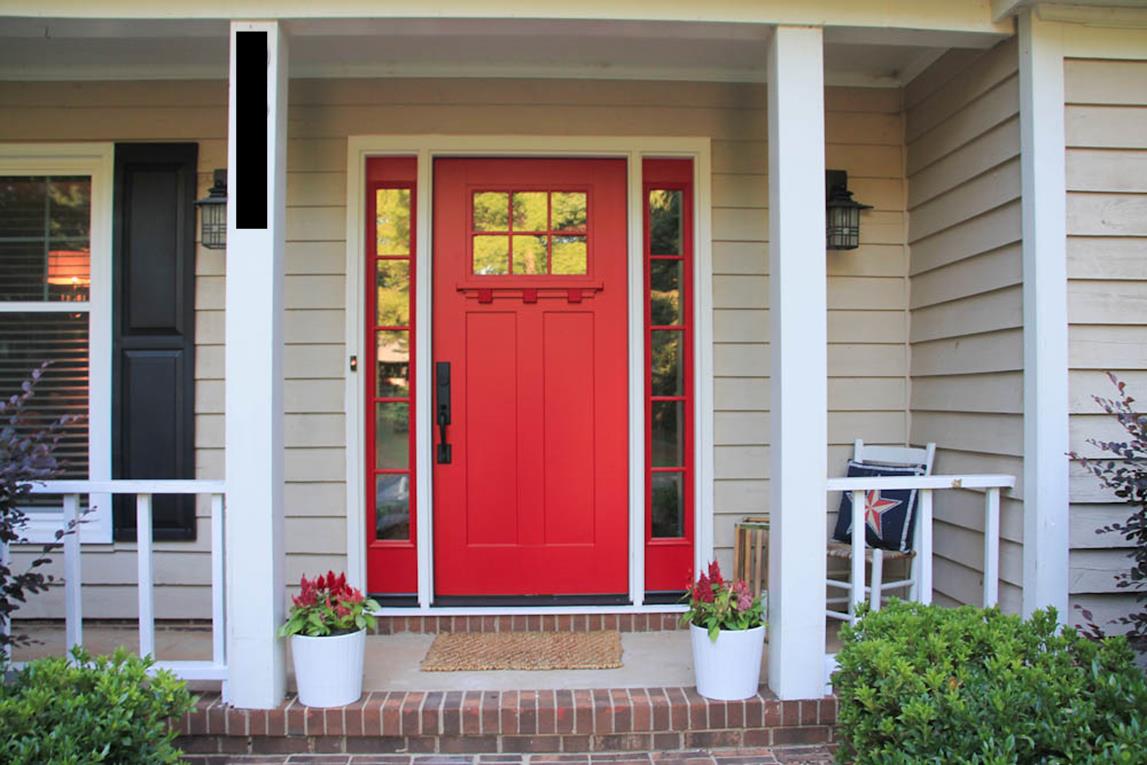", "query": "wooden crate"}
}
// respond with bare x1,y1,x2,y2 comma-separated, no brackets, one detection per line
733,515,769,598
